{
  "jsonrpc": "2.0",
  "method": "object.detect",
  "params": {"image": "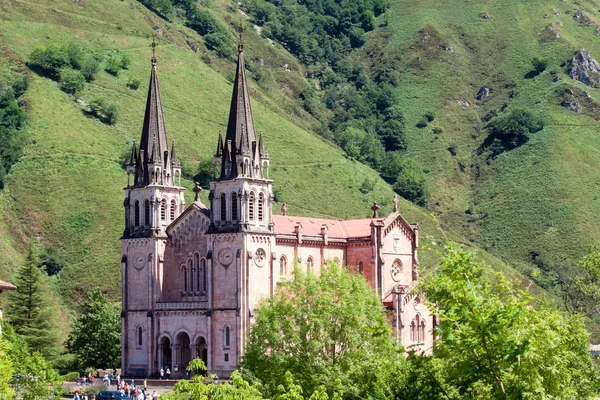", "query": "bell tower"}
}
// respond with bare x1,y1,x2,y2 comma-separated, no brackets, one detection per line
209,28,273,234
121,38,185,377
